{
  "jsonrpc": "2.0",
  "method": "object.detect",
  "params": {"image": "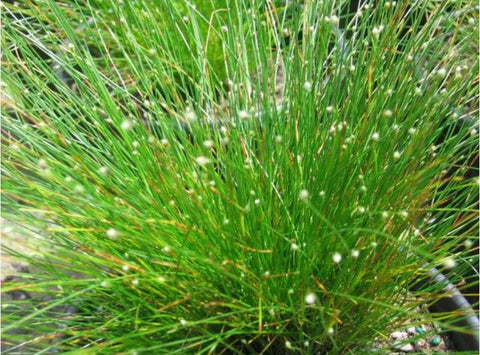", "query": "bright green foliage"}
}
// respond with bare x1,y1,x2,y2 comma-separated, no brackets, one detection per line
1,0,478,353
